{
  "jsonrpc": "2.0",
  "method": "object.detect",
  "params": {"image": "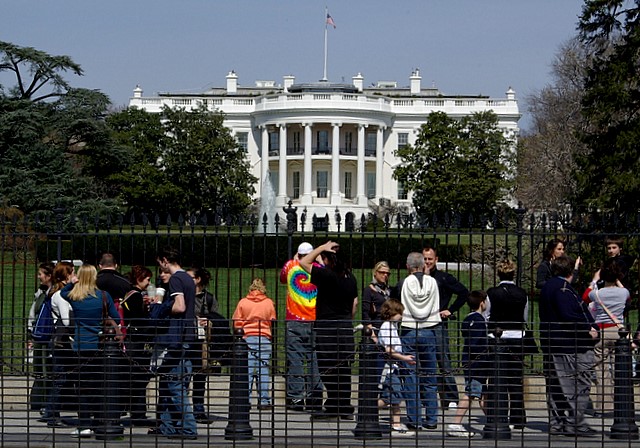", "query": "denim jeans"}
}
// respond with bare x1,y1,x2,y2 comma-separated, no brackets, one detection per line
158,346,197,437
285,321,322,402
245,336,272,405
401,327,439,426
434,322,460,405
